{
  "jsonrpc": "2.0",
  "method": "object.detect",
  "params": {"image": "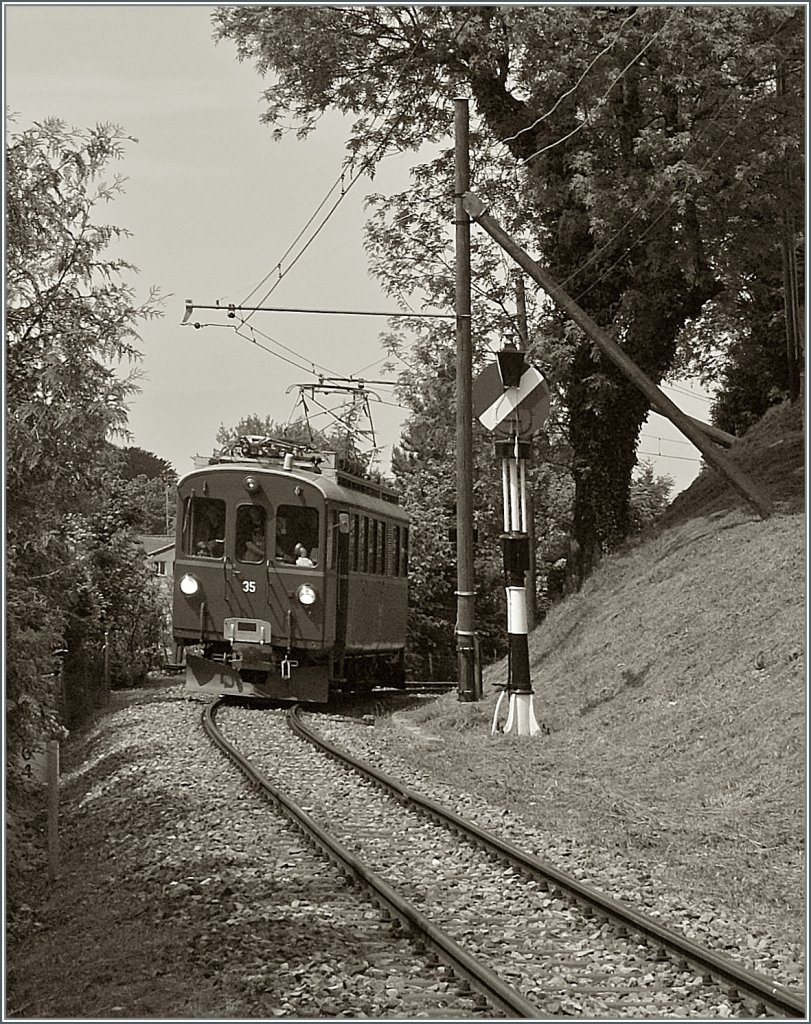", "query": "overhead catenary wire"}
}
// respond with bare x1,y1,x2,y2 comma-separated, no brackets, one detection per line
640,432,700,449
638,450,702,463
231,318,340,378
237,9,449,322
538,72,790,319
661,383,713,404
240,174,347,309
187,311,406,398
